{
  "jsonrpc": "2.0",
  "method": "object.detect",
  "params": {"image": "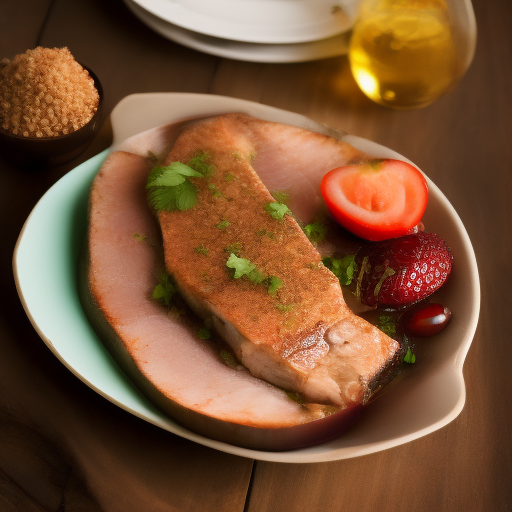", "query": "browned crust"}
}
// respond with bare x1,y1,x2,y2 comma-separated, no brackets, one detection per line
158,114,349,361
